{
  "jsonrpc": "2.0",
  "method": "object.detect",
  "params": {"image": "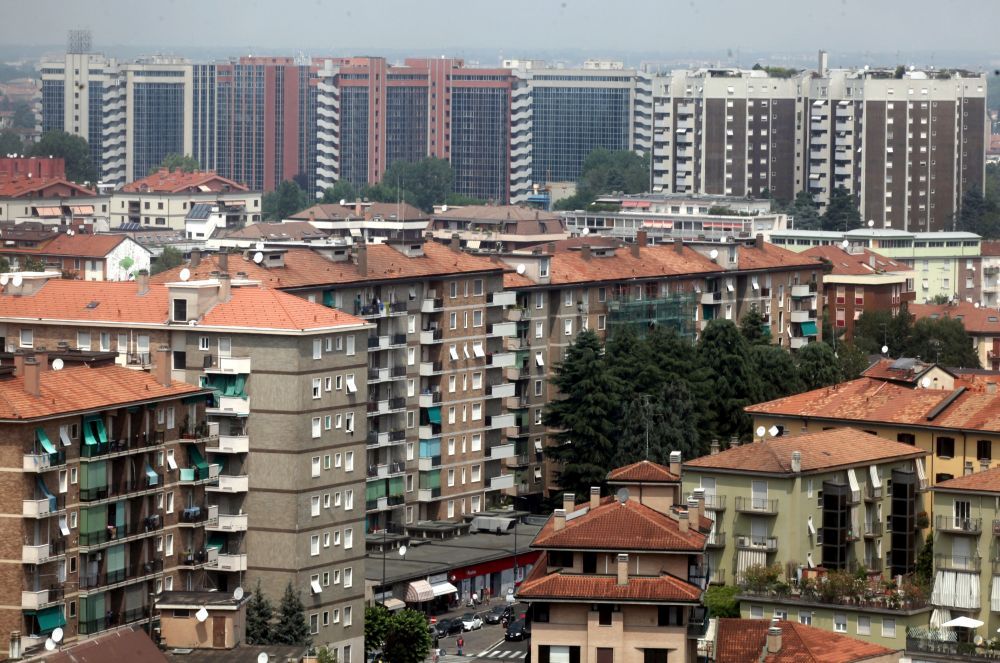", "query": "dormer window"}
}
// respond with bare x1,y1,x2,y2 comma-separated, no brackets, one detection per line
172,299,188,322
539,259,550,278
